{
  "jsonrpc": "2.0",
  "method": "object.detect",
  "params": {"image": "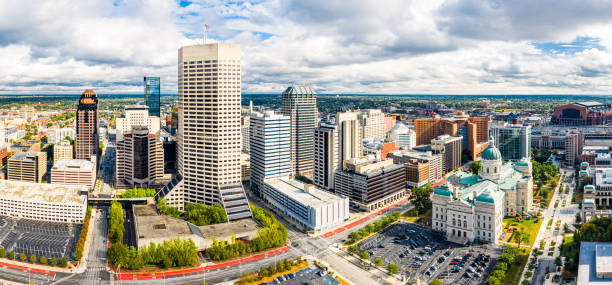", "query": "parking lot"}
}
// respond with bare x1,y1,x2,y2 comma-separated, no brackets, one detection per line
0,215,80,261
356,221,501,284
261,267,340,285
